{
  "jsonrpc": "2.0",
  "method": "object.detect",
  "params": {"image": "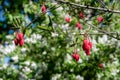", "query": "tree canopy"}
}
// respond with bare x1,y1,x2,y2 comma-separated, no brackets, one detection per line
0,0,120,80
